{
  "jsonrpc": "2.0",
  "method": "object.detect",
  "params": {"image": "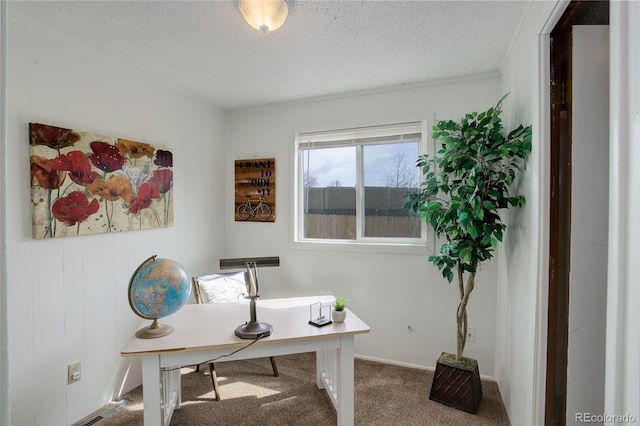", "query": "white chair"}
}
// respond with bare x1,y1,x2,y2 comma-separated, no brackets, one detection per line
191,271,279,401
